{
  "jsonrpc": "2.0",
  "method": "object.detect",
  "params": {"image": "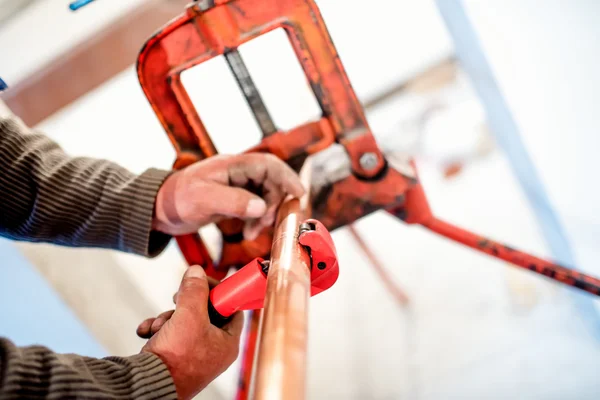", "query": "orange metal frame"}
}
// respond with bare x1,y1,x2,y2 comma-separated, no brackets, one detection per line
137,0,410,277
137,0,600,398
